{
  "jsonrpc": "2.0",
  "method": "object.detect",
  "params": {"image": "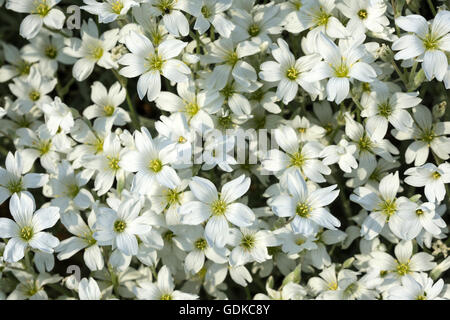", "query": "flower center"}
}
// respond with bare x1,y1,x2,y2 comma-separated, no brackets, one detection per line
396,261,410,276
422,33,439,51
67,184,80,198
111,0,124,14
113,220,127,233
45,45,58,59
314,8,331,26
377,102,392,117
29,90,41,102
156,0,174,14
7,179,23,194
416,295,426,300
201,5,212,18
432,171,441,179
17,60,31,76
84,232,97,246
103,105,115,116
333,61,349,78
218,115,233,129
358,135,372,151
36,140,51,155
379,199,397,218
225,51,239,66
290,151,305,168
248,23,260,37
362,82,371,92
163,230,174,242
419,128,435,145
107,156,120,170
148,159,163,173
91,47,104,60
20,226,34,241
166,188,180,205
160,294,173,300
327,281,338,290
194,238,208,251
94,138,104,153
211,199,227,216
146,53,165,72
185,102,199,117
296,202,311,218
358,9,368,19
298,127,306,134
415,208,424,216
32,0,51,17
286,67,299,80
240,234,256,251
220,83,235,99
